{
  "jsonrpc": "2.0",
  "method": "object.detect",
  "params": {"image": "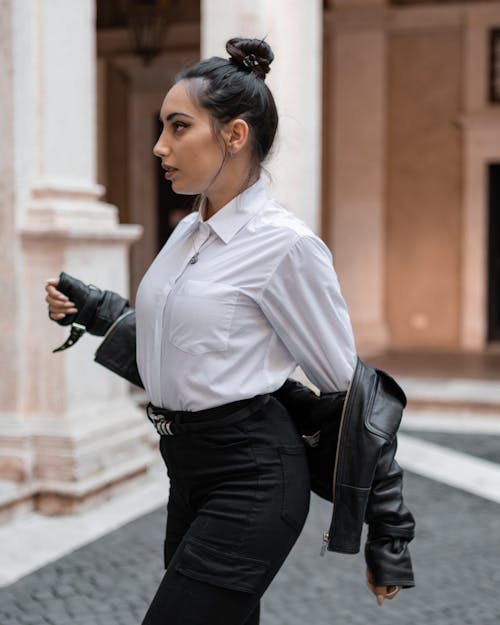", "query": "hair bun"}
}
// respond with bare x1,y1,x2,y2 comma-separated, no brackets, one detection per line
226,37,274,80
